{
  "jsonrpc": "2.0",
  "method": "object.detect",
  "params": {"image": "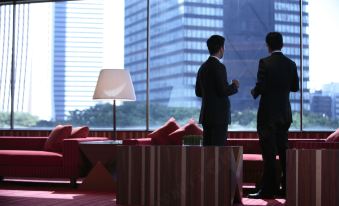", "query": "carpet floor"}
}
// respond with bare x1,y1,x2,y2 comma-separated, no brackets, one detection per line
0,178,285,206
